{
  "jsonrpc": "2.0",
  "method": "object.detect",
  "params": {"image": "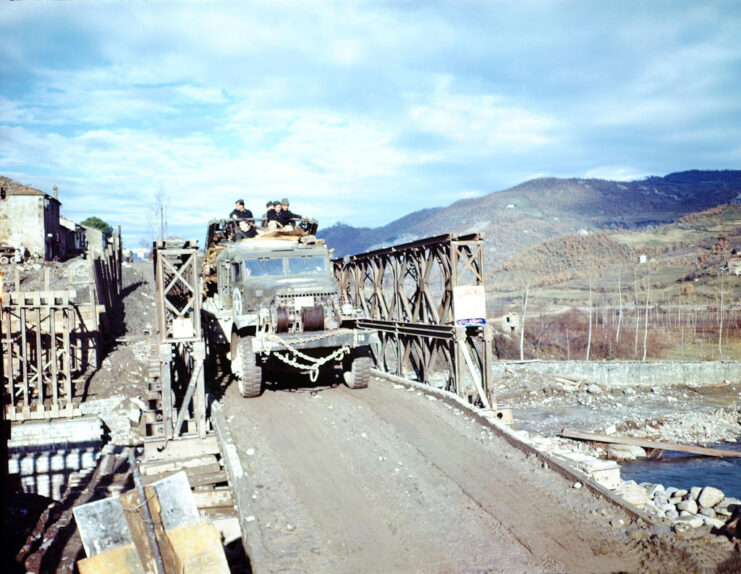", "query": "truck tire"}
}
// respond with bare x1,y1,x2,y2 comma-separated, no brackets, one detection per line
343,355,371,389
0,256,8,265
232,334,262,398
